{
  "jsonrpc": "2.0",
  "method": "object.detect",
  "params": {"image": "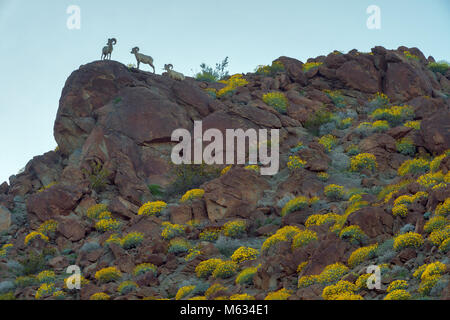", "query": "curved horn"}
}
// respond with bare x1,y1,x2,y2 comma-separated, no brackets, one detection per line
111,38,117,45
168,64,174,70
